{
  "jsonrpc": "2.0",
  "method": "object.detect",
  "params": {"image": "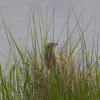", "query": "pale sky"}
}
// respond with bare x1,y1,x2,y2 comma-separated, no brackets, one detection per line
0,0,100,64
